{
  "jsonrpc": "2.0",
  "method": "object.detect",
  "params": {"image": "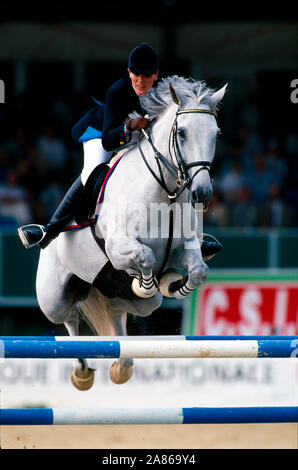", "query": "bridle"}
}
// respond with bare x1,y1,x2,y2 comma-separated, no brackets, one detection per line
137,108,216,201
